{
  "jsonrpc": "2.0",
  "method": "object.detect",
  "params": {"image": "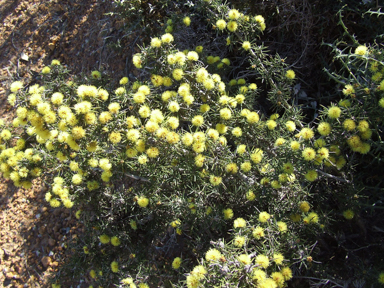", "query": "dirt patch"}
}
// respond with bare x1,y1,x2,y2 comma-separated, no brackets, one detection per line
0,0,134,286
